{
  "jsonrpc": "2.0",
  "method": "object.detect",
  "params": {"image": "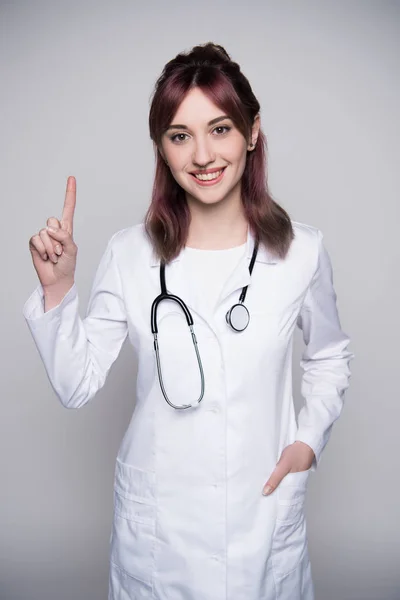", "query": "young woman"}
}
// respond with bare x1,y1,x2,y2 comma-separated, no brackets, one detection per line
24,43,353,600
